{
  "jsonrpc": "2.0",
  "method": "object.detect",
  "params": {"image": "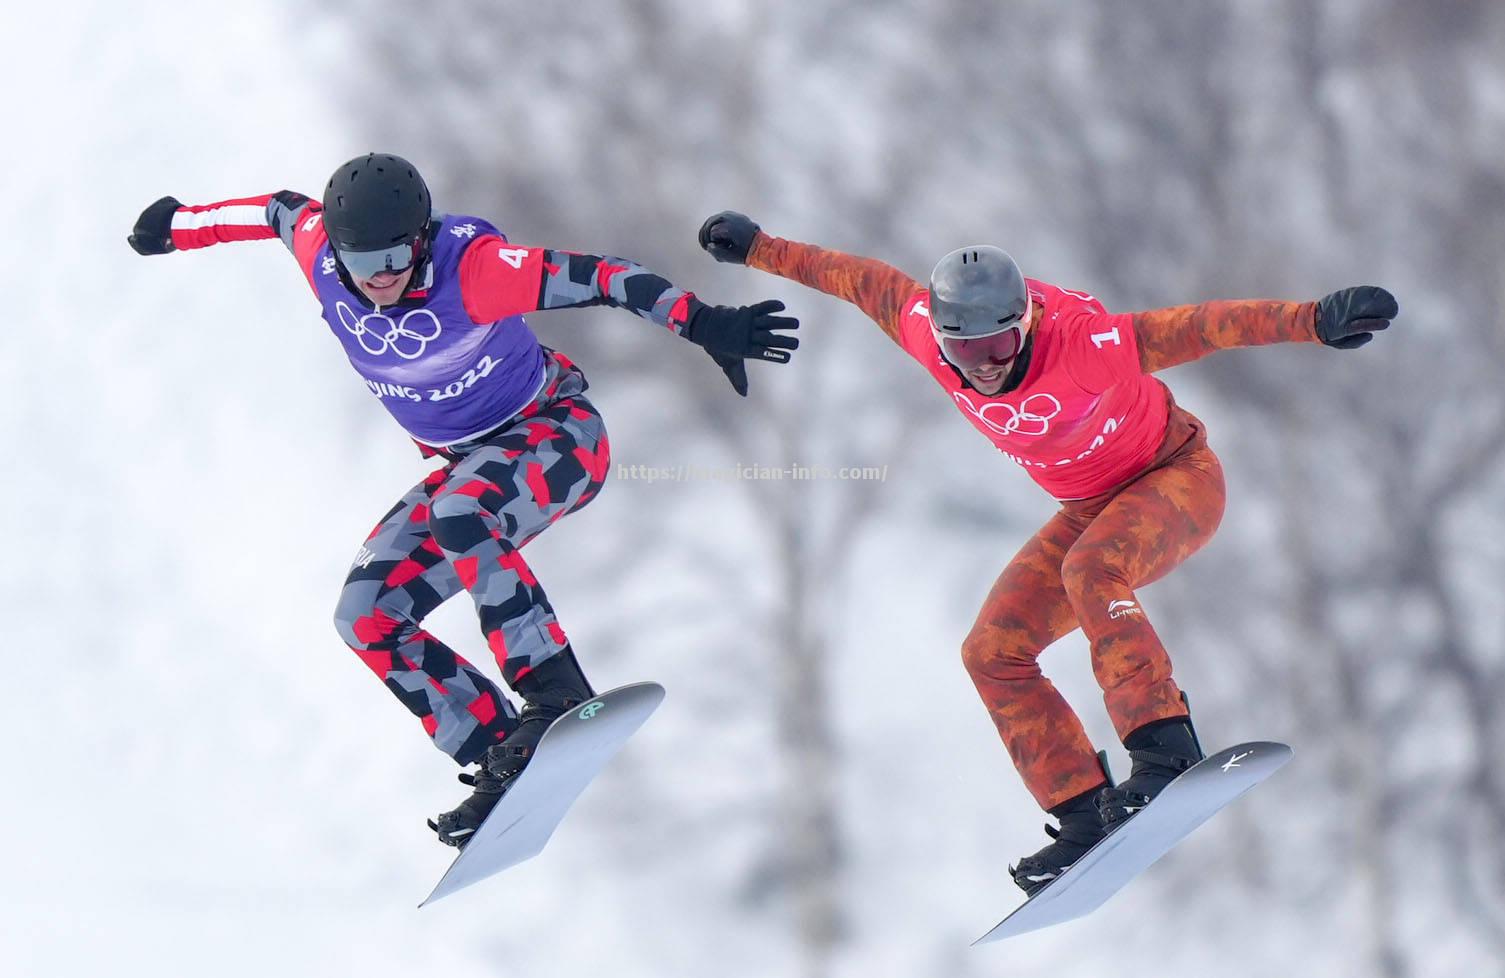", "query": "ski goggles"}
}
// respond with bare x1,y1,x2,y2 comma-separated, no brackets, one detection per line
336,238,420,281
938,323,1026,370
